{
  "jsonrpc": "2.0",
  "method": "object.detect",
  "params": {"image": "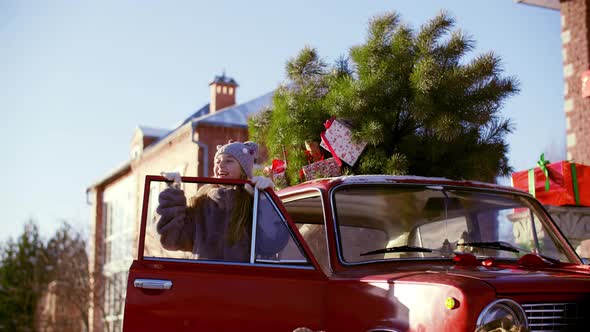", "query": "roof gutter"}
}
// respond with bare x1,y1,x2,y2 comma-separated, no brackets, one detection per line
191,121,209,177
514,0,560,10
